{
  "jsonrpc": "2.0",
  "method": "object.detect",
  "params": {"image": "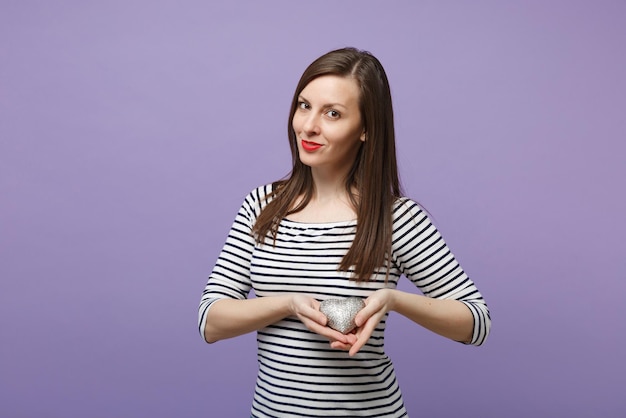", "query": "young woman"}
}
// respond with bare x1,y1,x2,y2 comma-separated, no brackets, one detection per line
198,47,491,417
